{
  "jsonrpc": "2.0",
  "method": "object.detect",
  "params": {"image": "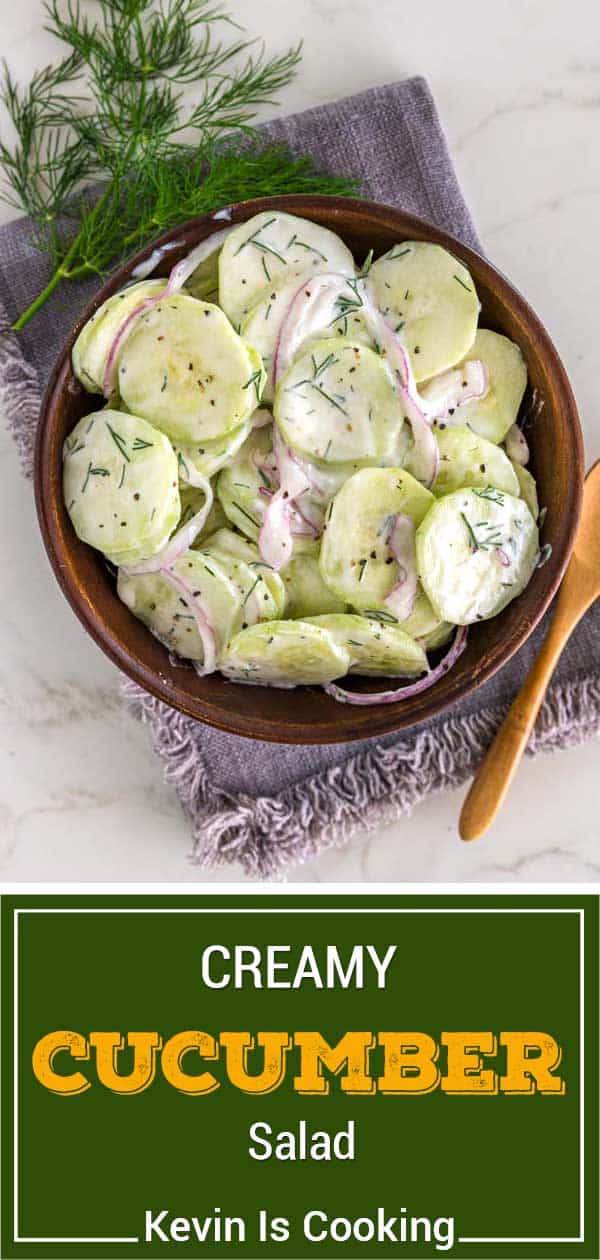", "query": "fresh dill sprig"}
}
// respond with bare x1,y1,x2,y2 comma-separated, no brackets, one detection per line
0,0,359,331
